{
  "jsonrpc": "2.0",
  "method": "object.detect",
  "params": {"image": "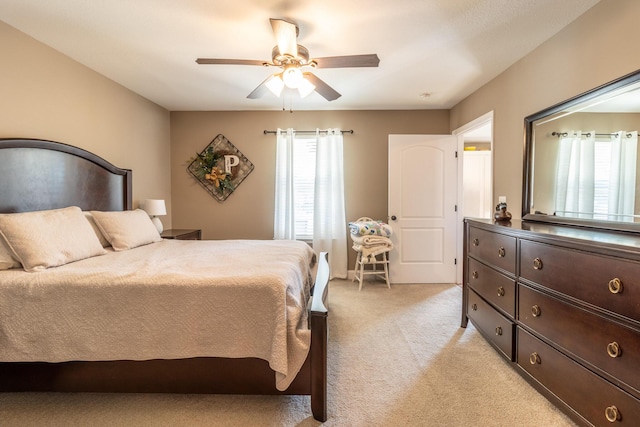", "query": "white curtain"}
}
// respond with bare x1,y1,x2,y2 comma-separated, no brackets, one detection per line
608,131,638,221
555,130,595,218
313,129,347,279
273,128,296,239
273,128,348,279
